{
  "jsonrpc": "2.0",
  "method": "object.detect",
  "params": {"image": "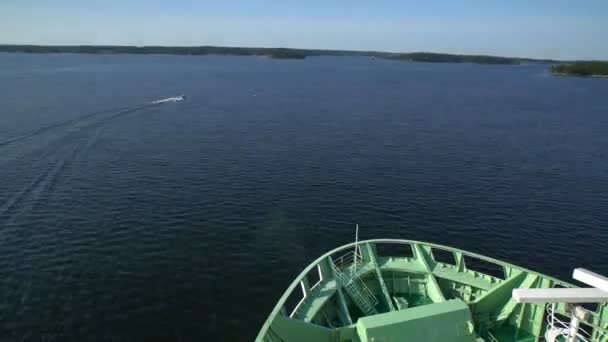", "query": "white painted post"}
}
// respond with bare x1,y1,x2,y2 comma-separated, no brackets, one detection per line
567,314,580,342
568,305,589,342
